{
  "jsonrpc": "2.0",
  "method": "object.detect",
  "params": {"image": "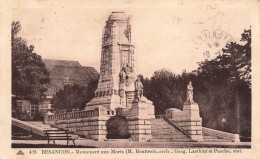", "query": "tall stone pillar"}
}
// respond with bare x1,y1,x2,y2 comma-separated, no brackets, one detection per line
85,12,135,110
82,12,155,141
